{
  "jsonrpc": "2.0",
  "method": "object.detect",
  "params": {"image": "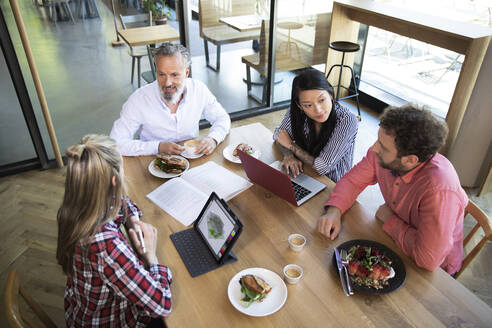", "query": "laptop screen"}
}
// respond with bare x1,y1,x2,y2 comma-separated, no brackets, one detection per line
195,194,240,261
